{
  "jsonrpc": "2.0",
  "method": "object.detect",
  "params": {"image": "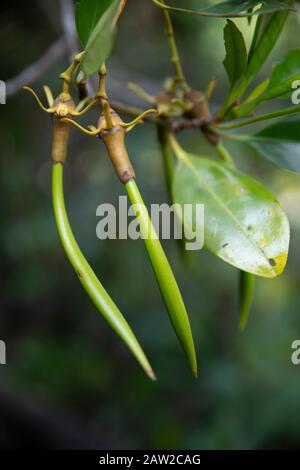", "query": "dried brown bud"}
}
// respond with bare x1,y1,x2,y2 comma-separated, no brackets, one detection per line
184,90,210,120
